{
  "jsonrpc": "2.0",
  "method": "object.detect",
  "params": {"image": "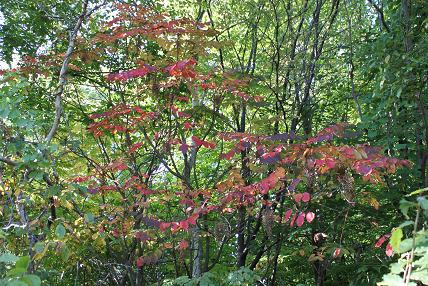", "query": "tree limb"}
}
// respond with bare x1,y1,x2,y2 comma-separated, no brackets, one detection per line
44,0,89,144
367,0,391,33
0,156,19,166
